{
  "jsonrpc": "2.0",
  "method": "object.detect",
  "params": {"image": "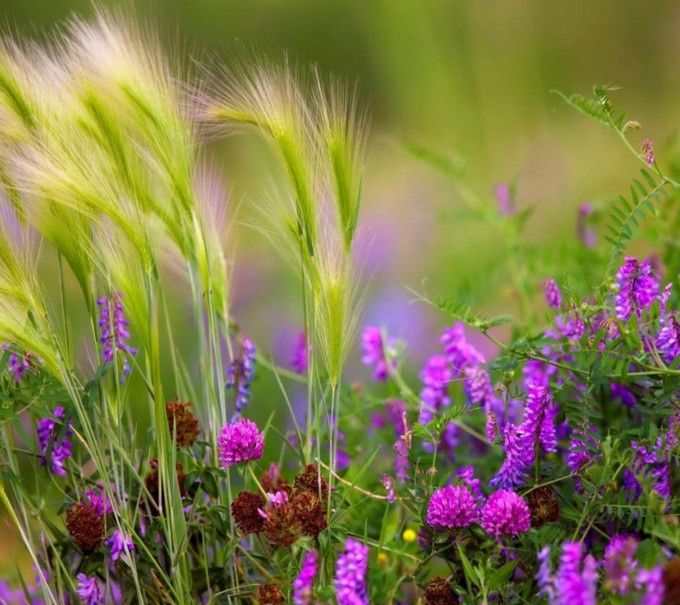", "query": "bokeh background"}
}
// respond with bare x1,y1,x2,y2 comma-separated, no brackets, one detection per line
1,0,680,580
